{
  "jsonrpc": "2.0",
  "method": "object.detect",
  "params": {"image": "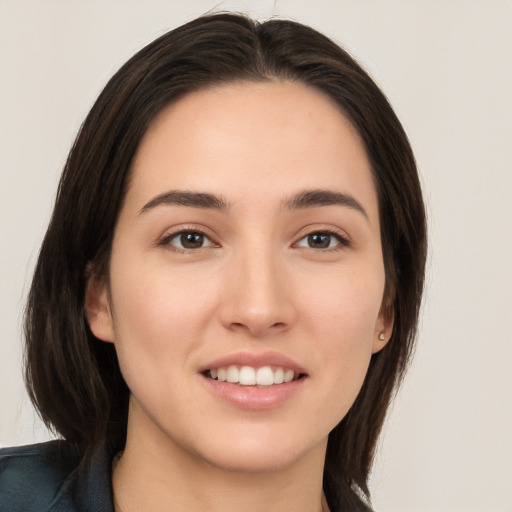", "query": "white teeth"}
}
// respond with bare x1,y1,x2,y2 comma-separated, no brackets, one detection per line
226,365,238,383
208,365,301,386
239,366,256,385
256,366,274,386
273,367,284,384
284,369,294,383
